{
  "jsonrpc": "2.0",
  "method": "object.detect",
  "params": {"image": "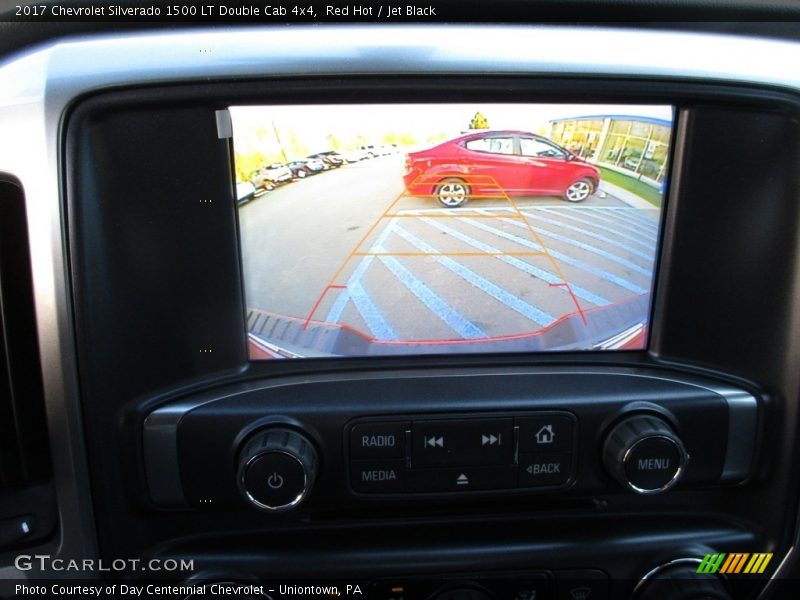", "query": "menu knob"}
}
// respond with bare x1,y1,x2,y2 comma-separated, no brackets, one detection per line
603,414,688,494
